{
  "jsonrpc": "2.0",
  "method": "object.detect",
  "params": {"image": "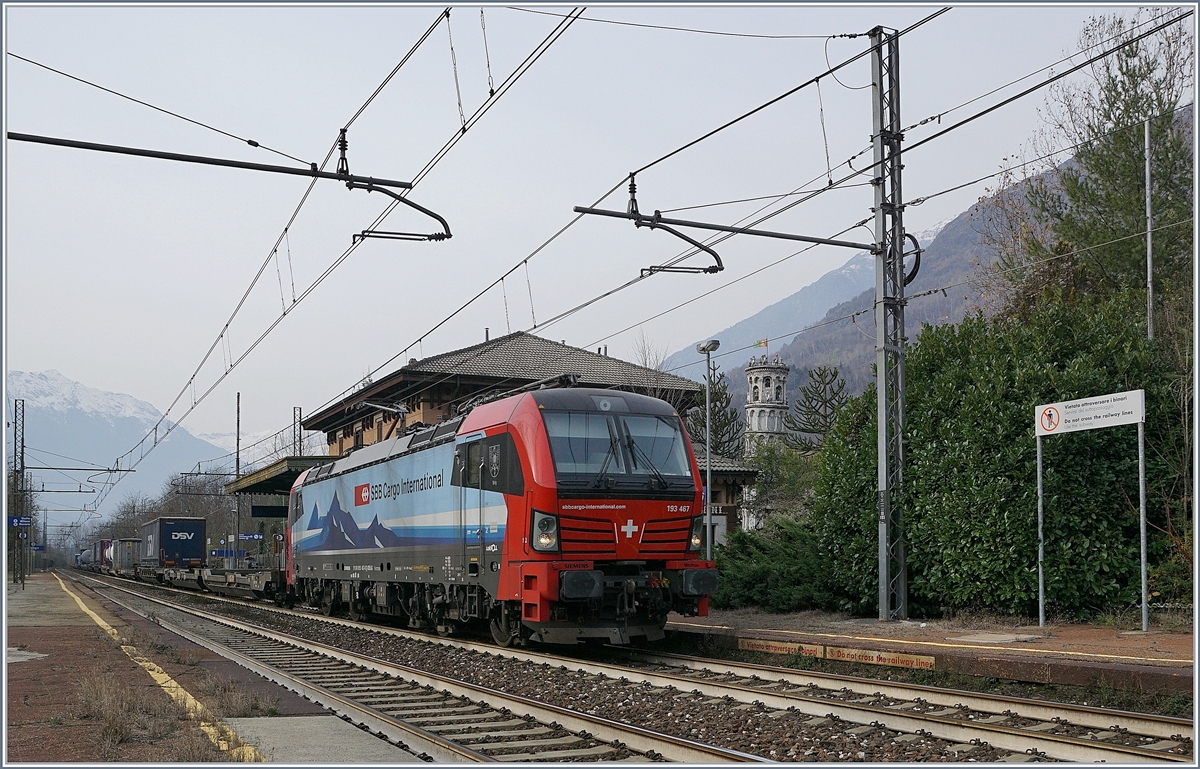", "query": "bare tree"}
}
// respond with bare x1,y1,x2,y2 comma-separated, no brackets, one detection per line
629,330,690,411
